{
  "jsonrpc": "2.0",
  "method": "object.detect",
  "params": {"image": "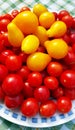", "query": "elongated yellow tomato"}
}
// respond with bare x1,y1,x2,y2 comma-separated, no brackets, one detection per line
7,22,24,47
13,11,38,34
44,39,68,59
21,35,40,54
33,3,48,17
47,21,67,38
27,52,51,71
34,26,48,46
